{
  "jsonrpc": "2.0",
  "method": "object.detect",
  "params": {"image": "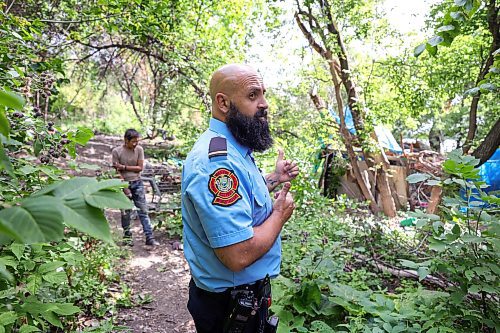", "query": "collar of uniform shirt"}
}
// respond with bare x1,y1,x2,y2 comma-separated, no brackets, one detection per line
208,118,251,158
